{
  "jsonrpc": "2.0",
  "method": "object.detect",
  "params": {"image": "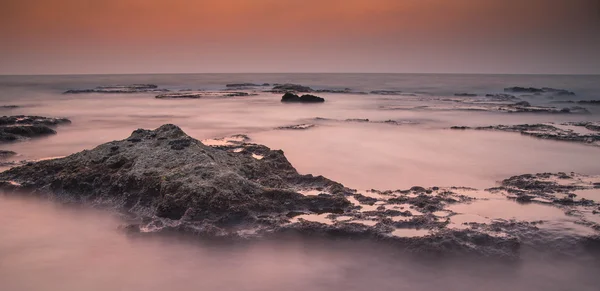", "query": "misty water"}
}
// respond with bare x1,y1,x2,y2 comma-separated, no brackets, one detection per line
1,74,600,290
